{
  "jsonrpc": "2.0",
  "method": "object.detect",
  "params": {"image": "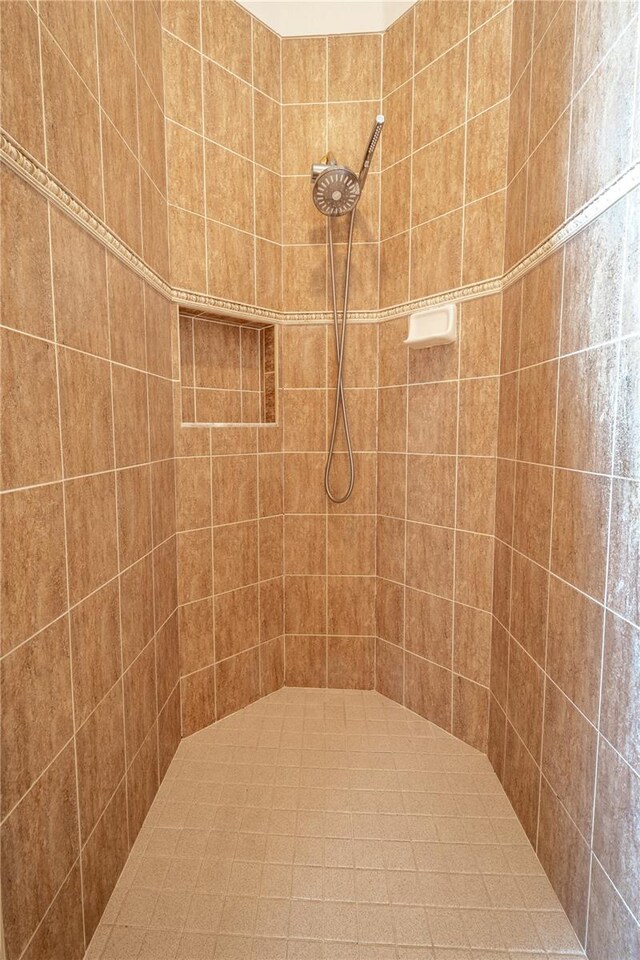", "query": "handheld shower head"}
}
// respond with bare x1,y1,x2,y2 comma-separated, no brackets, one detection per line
311,161,361,217
358,114,384,188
